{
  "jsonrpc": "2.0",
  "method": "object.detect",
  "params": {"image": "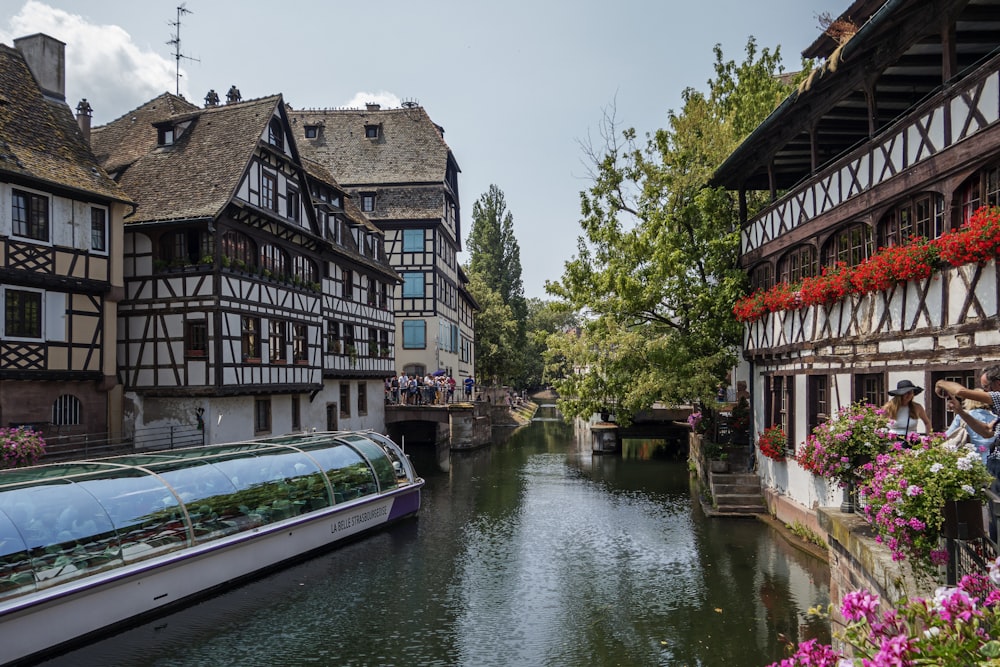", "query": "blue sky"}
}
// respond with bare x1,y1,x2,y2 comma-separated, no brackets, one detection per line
2,0,834,299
